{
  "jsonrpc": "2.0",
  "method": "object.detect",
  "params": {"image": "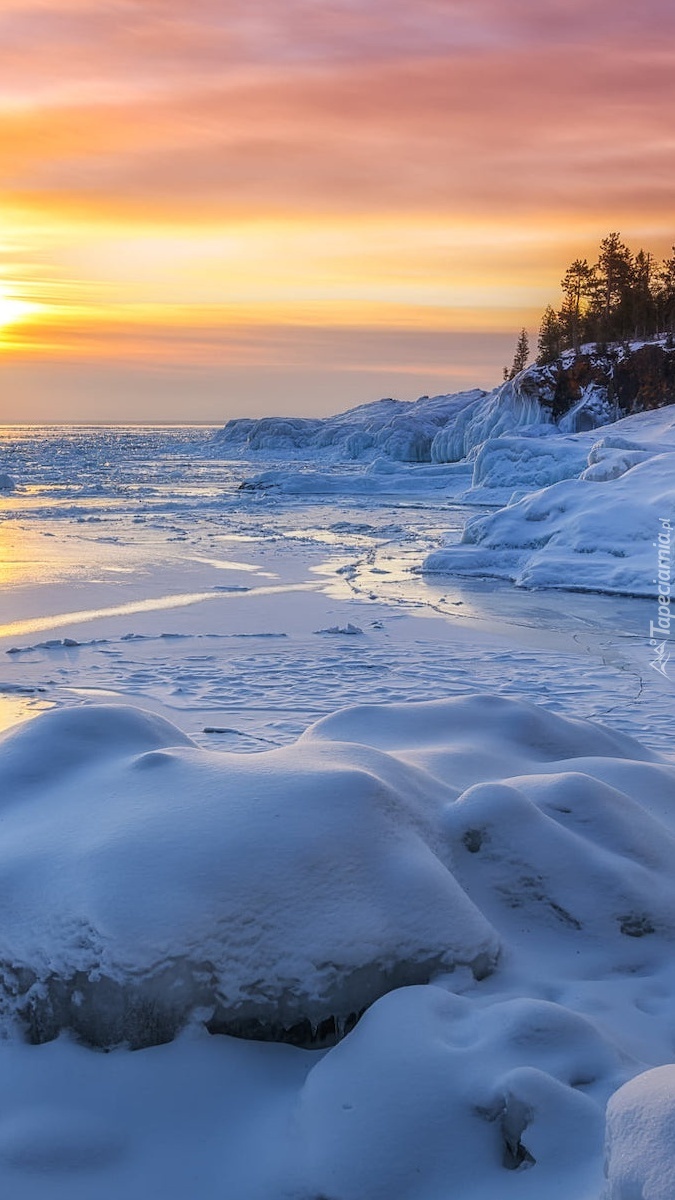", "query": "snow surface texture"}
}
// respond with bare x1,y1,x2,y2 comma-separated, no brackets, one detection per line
605,1067,675,1199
